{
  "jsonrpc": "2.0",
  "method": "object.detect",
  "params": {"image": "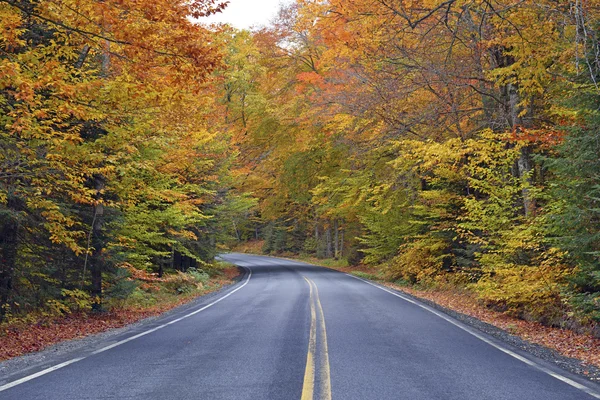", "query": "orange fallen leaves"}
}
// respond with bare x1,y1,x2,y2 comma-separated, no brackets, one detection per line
0,267,240,361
